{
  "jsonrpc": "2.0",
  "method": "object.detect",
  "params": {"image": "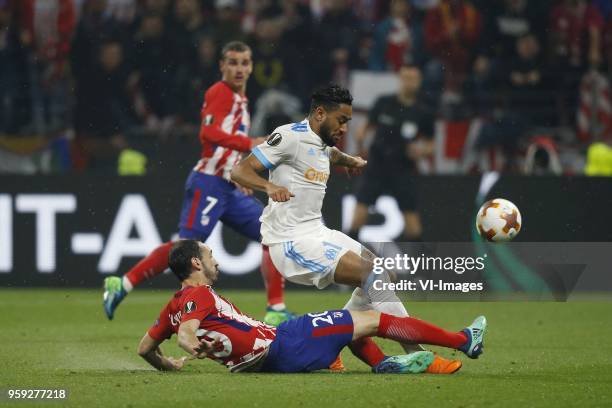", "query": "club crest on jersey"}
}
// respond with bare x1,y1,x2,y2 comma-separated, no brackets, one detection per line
185,301,197,314
204,114,214,125
267,133,282,146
